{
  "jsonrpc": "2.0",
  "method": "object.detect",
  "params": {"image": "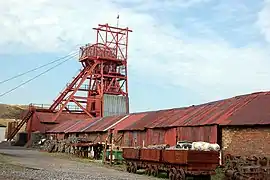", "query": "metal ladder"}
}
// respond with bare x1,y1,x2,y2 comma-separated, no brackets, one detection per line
7,109,33,141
